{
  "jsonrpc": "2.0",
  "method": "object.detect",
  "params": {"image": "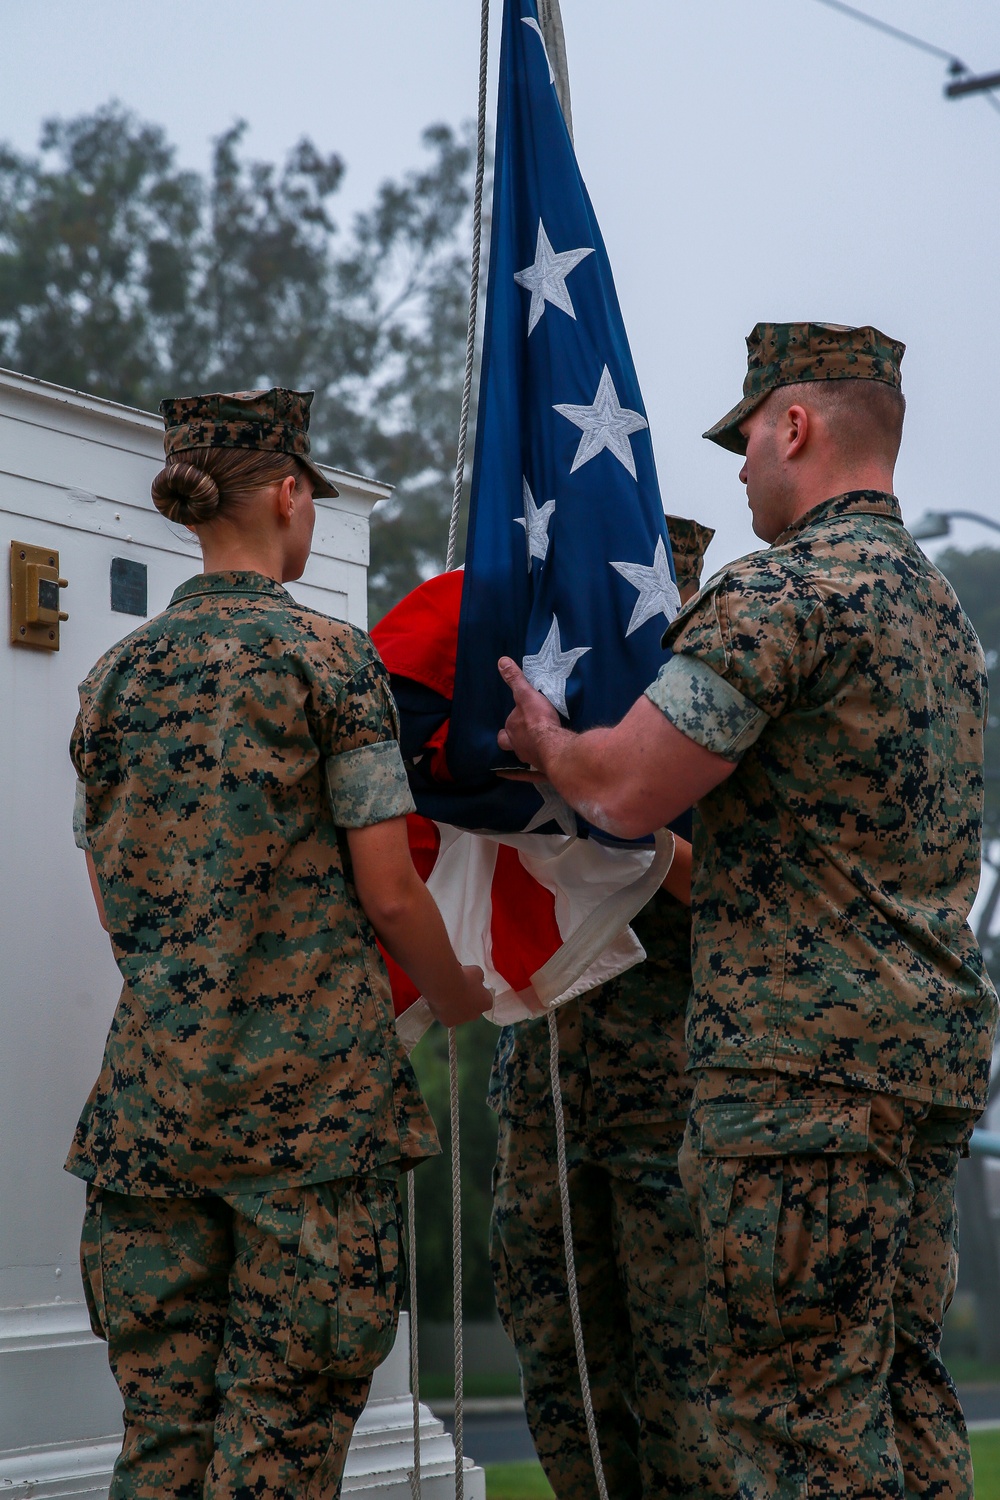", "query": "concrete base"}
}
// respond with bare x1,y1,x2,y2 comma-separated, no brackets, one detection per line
0,1315,485,1500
